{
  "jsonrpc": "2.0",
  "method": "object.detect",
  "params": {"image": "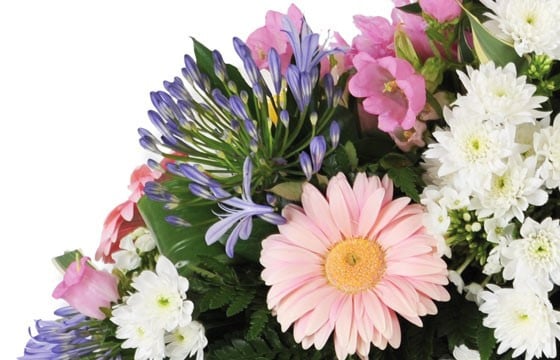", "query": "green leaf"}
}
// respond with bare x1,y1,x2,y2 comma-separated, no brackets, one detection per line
137,195,224,272
380,152,414,169
233,219,277,263
247,308,270,341
397,2,422,15
267,182,304,201
343,141,359,170
477,324,496,360
227,289,256,317
394,29,421,71
52,249,84,272
461,6,522,67
209,287,235,310
387,167,421,203
436,290,482,351
457,17,475,64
